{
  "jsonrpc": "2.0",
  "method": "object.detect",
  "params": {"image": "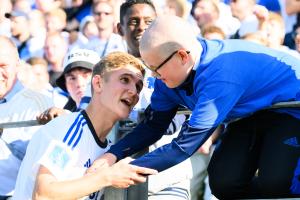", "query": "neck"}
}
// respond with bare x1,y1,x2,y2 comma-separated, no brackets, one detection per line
85,102,116,142
98,28,113,40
